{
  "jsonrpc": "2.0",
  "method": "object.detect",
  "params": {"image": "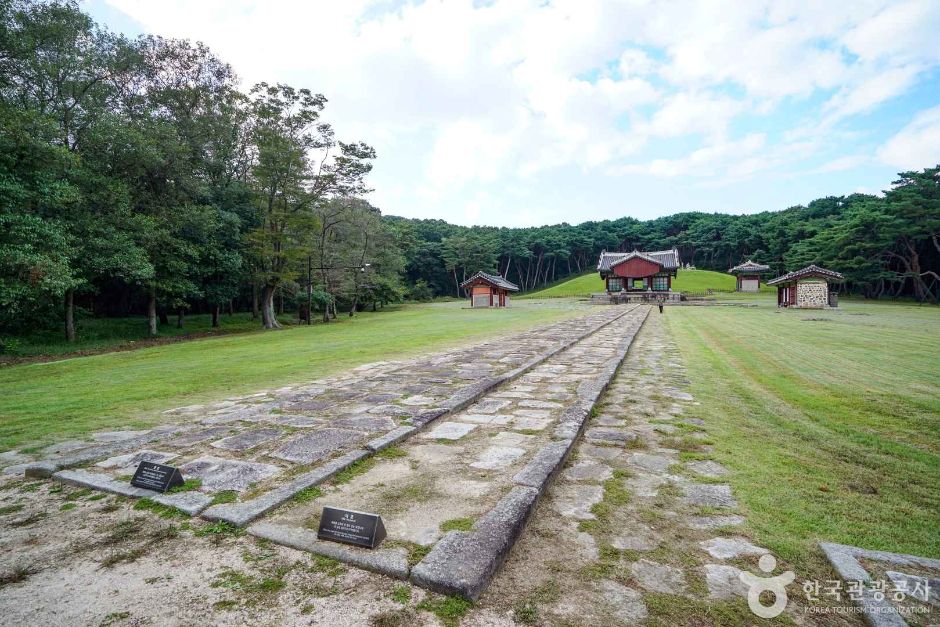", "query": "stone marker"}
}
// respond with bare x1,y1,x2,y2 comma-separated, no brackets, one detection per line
130,461,184,493
317,506,387,549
